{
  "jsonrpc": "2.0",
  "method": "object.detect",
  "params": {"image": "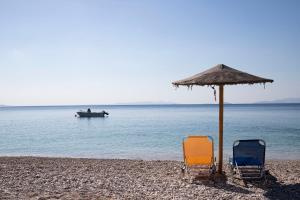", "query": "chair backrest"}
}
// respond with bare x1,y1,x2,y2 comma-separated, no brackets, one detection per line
233,139,266,166
183,136,214,166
